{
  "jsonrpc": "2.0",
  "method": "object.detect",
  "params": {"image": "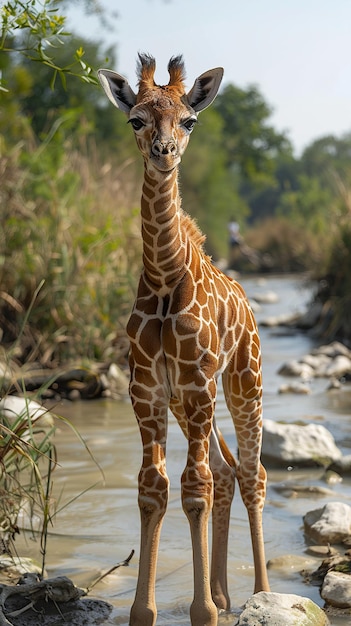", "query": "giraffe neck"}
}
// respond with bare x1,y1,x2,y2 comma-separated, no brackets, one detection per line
141,163,187,290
